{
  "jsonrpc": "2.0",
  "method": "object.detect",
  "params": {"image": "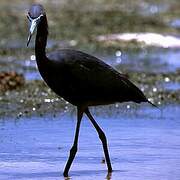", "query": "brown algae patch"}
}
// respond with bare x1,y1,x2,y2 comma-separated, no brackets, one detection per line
0,71,24,92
